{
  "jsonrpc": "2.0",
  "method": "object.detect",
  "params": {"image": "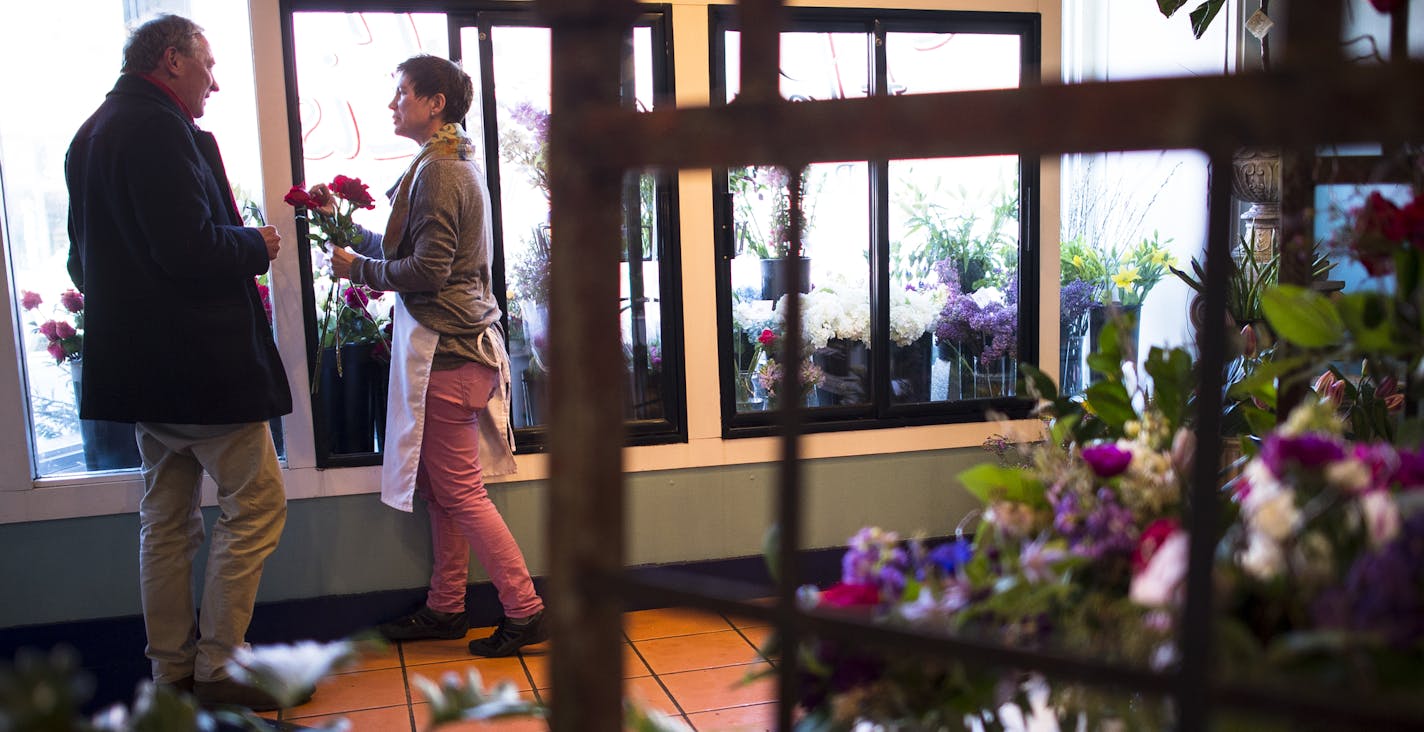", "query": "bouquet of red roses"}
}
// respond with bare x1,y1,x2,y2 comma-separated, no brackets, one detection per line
285,175,386,387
